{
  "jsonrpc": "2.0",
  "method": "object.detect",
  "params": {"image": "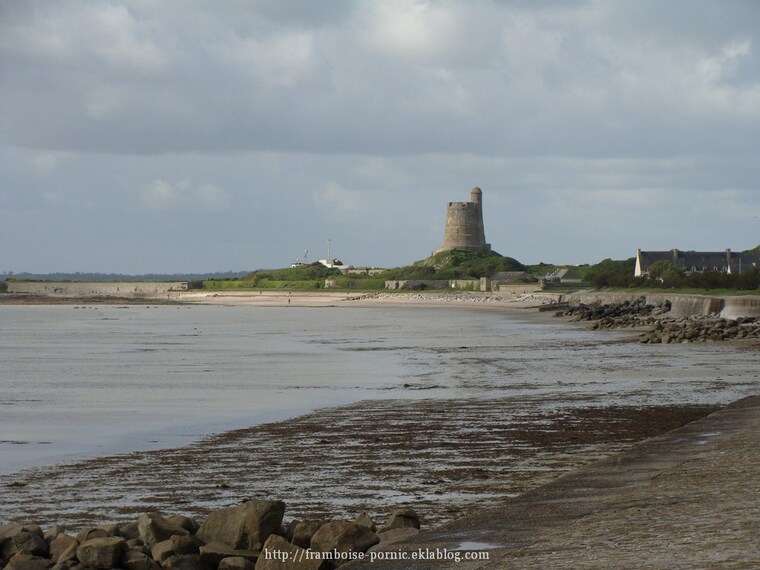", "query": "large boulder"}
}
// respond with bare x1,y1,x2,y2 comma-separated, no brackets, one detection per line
310,522,379,567
283,520,299,543
0,523,24,539
75,528,109,544
166,516,200,535
375,527,419,546
198,543,259,567
290,520,323,549
197,500,285,550
118,522,142,541
162,554,212,570
21,526,44,539
13,532,49,557
379,507,420,532
98,524,121,537
44,526,67,543
49,535,77,563
76,536,126,570
150,540,176,564
353,513,376,533
170,535,203,555
217,556,254,570
123,549,161,570
138,513,190,548
127,537,146,548
53,541,79,566
1,523,25,559
256,535,327,570
4,553,54,570
151,535,203,564
50,562,81,570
